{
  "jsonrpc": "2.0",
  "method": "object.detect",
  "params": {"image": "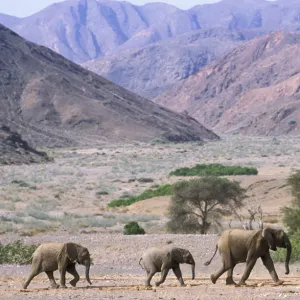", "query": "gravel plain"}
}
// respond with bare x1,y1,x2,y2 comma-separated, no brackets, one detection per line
0,232,300,300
